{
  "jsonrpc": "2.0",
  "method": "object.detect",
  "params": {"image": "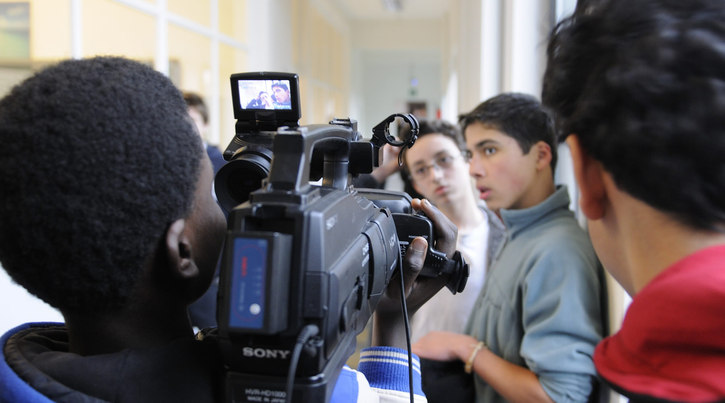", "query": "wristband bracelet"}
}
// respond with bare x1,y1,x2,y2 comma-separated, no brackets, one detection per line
464,341,486,374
